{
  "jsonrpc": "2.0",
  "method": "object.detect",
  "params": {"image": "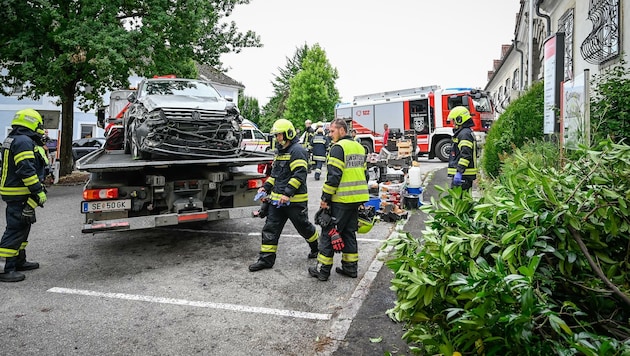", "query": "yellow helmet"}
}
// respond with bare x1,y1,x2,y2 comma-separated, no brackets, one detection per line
12,108,44,133
448,106,471,126
271,119,296,140
357,216,374,234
